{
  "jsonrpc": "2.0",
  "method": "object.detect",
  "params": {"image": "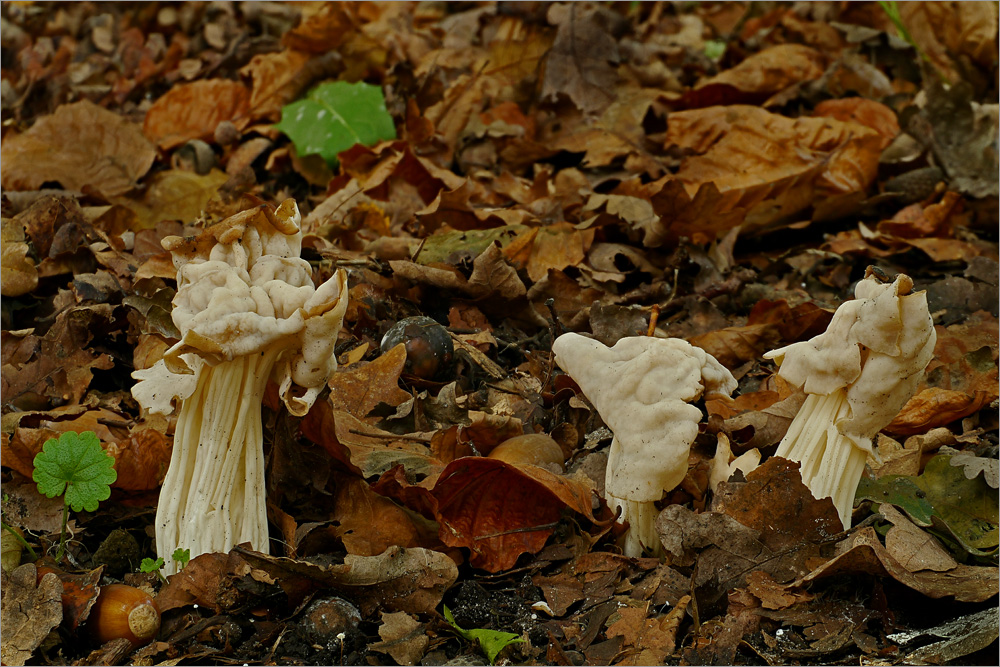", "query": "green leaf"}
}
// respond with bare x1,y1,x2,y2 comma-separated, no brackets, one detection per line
172,547,191,569
33,431,116,512
140,557,164,573
857,454,999,557
275,81,396,167
443,604,523,665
